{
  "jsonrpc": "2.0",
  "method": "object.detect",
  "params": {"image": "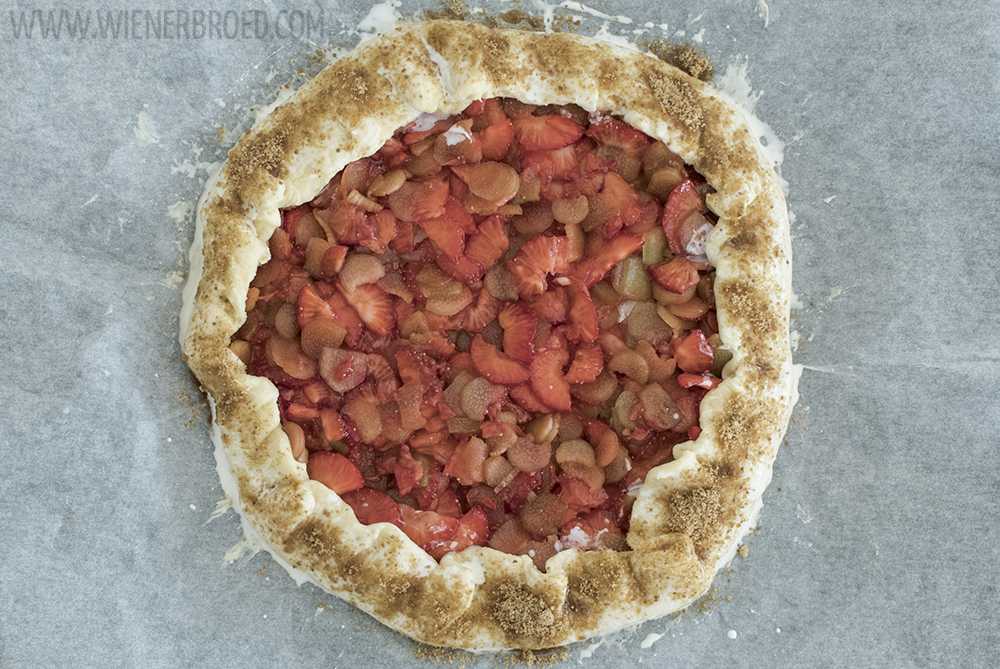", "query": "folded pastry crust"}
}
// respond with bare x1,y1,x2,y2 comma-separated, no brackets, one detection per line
181,20,796,651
